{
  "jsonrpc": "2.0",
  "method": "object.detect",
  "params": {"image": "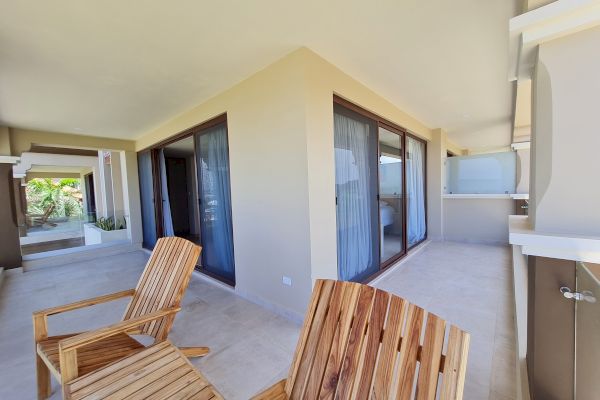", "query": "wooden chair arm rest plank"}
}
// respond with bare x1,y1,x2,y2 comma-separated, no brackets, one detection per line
33,289,135,317
251,379,288,400
58,306,180,351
